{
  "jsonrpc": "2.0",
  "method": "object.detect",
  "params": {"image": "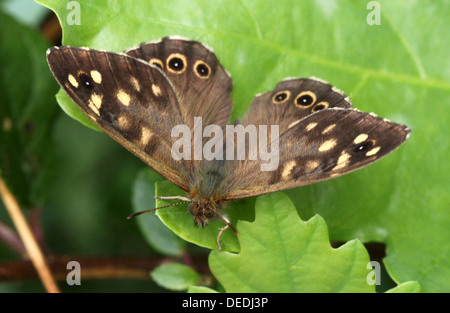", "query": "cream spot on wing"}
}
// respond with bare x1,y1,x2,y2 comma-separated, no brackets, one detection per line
117,115,130,129
90,70,102,84
305,160,319,172
88,93,102,116
131,76,140,92
322,124,336,134
287,120,301,130
353,133,369,144
282,160,296,179
318,139,337,152
88,102,100,116
90,93,103,109
152,84,162,97
117,89,131,106
68,74,78,88
366,146,381,156
333,152,351,171
306,122,318,131
140,126,152,146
